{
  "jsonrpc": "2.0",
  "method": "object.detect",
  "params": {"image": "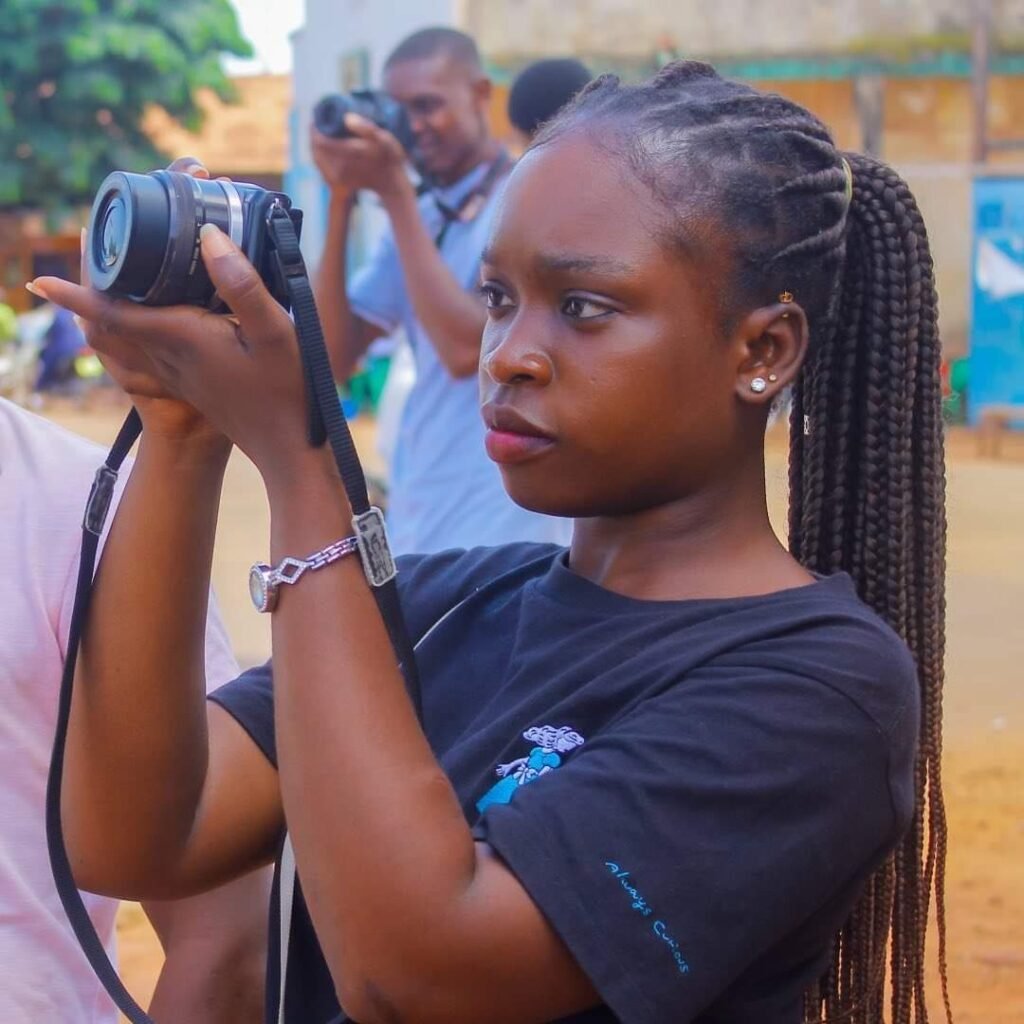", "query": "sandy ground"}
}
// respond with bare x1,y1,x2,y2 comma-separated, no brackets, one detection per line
37,399,1024,1023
